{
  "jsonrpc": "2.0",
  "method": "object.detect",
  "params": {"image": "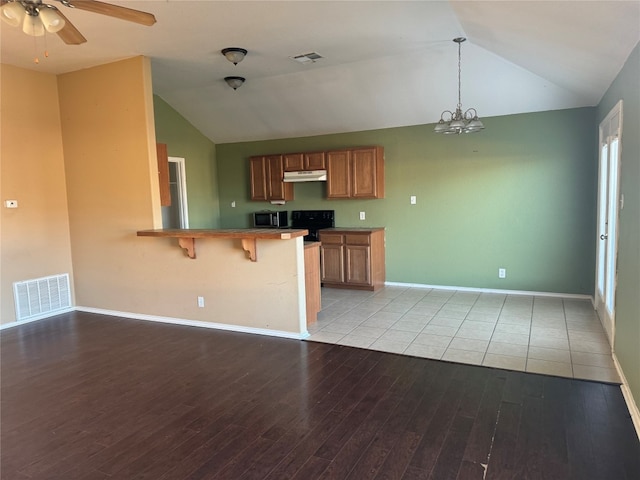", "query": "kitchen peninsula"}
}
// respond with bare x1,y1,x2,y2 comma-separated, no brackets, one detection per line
135,228,313,339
